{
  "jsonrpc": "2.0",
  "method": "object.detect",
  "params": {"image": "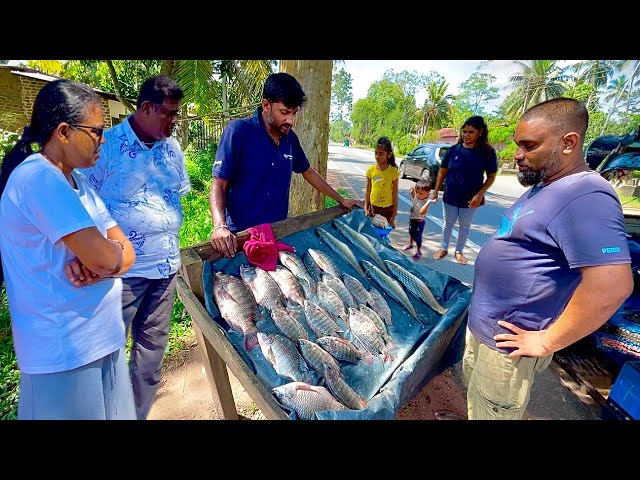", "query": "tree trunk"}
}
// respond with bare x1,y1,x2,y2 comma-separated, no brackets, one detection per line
105,60,135,113
280,60,333,217
160,60,174,77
